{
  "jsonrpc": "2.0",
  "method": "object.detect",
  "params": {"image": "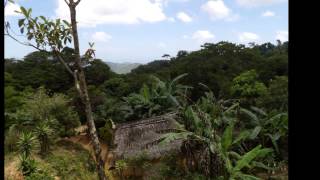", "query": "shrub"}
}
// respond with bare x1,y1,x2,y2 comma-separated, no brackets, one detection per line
17,132,38,158
25,169,55,180
115,159,128,179
19,155,37,176
4,127,21,153
98,119,115,146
